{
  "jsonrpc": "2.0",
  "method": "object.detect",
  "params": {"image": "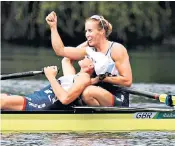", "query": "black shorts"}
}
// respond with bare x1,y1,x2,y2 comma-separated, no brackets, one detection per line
95,82,129,107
